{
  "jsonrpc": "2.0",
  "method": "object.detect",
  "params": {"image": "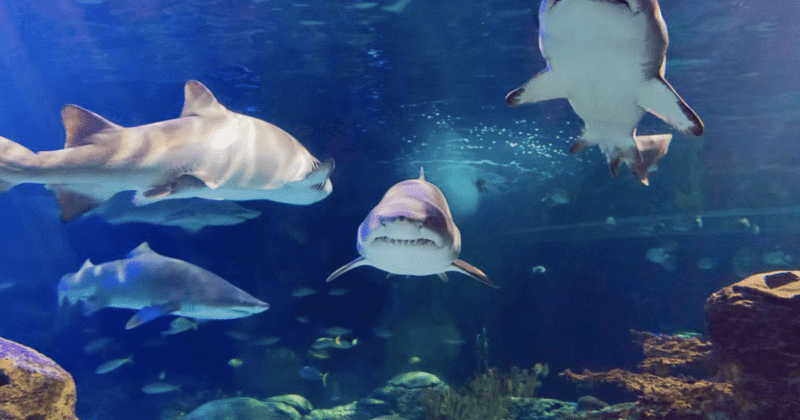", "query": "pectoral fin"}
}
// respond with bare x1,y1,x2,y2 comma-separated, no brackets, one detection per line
437,273,449,283
135,175,209,205
506,68,567,106
326,256,371,283
55,189,103,221
637,77,704,136
449,260,500,289
125,302,181,329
